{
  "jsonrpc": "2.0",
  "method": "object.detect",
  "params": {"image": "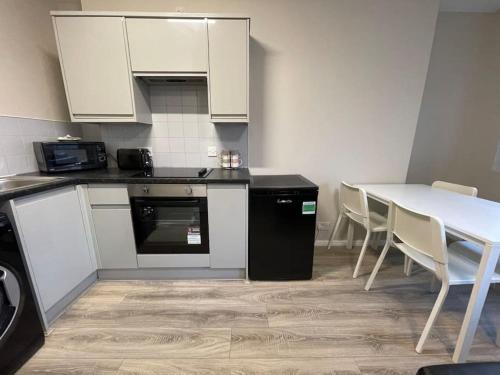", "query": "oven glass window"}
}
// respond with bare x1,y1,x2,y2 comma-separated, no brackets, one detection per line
131,198,209,254
144,206,200,245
